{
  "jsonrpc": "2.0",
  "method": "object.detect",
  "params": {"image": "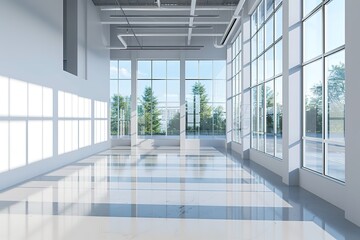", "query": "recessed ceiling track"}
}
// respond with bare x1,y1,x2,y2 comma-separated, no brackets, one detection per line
117,25,213,29
101,6,236,11
118,33,222,37
110,14,219,18
214,0,247,48
108,46,204,50
102,21,229,25
220,18,237,45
